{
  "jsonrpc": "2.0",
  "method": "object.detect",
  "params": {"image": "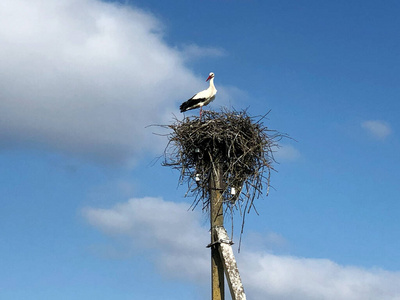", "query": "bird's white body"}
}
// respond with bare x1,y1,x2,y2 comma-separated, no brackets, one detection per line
180,72,217,116
189,76,217,105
